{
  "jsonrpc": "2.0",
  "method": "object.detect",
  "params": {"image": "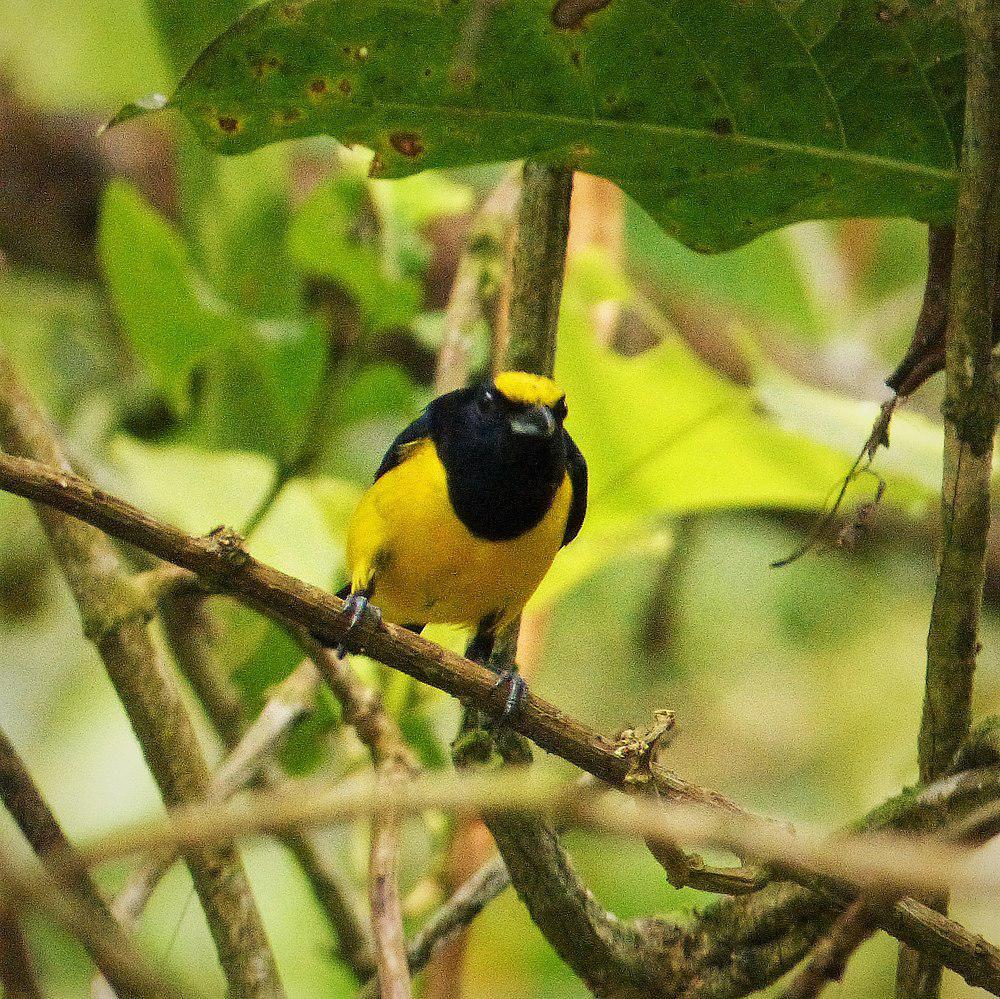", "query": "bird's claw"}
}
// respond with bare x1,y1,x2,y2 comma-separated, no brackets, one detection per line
491,669,527,723
334,590,381,657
